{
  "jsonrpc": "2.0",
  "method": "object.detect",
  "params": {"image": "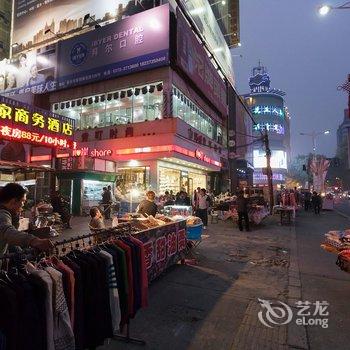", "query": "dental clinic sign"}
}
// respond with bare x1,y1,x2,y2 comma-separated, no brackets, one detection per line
57,4,170,89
